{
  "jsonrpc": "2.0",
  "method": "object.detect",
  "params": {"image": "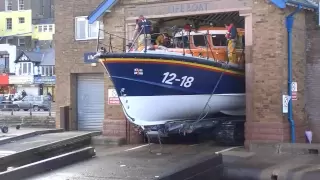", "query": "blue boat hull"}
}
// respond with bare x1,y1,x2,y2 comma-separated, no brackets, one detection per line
100,53,245,126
